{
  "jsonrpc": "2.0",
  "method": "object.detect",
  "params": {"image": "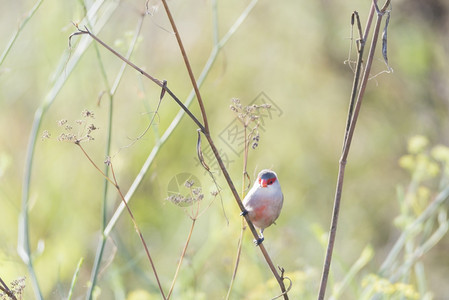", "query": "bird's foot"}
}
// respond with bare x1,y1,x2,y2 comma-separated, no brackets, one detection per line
240,209,248,216
253,237,264,246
